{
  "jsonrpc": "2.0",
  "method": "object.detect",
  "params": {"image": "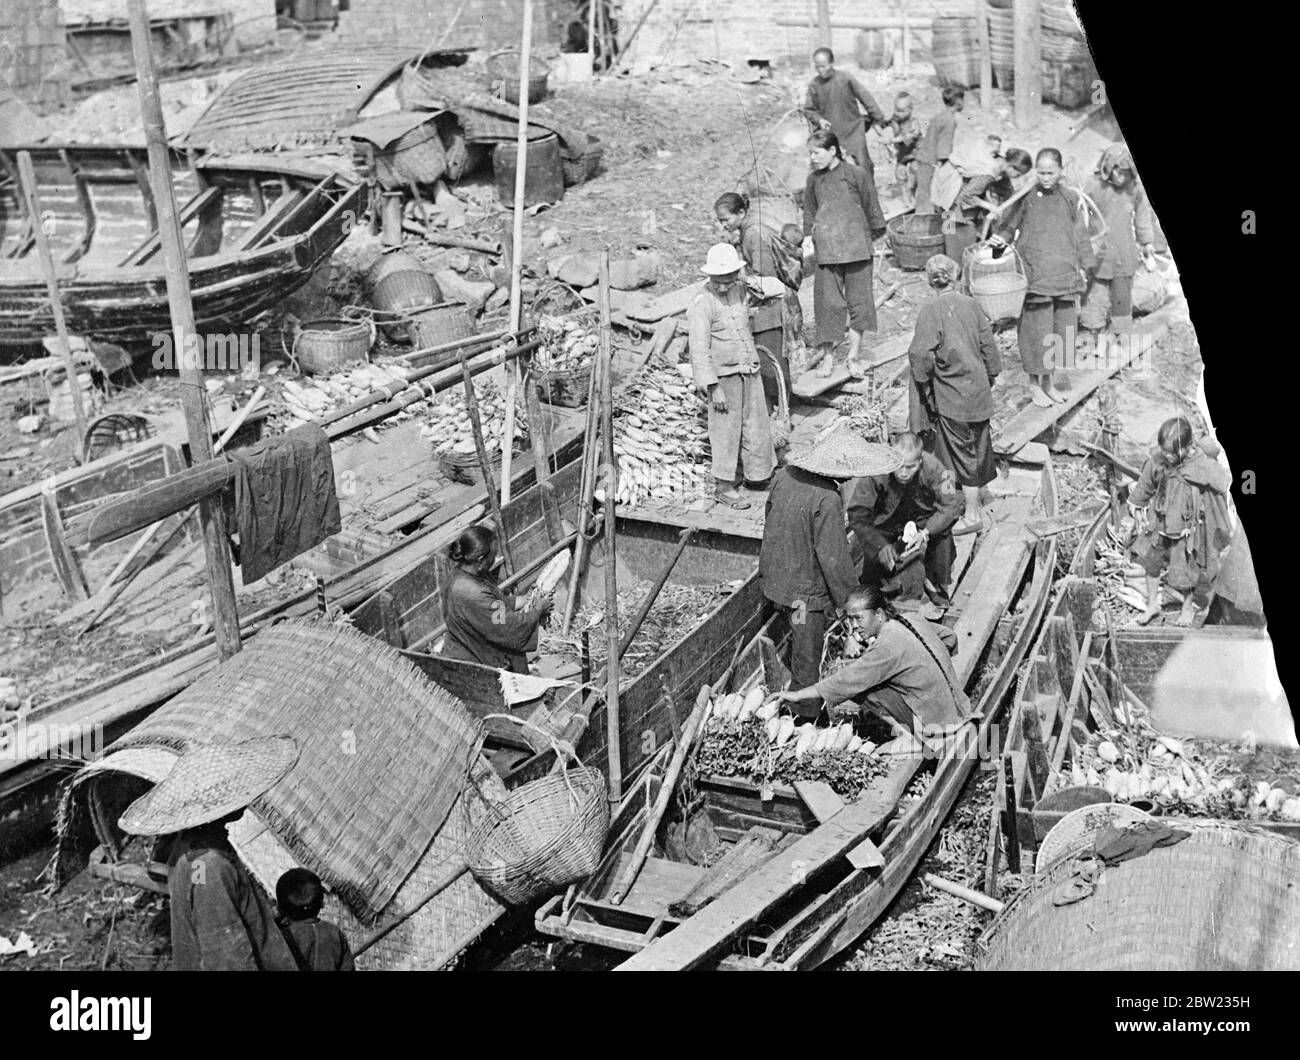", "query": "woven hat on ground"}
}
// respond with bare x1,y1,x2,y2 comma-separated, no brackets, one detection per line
925,253,961,285
786,422,903,479
700,243,744,276
118,736,299,836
